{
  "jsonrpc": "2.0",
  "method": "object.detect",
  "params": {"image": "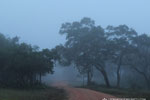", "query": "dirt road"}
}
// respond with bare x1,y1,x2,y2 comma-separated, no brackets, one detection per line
65,86,115,100
53,82,115,100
